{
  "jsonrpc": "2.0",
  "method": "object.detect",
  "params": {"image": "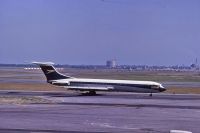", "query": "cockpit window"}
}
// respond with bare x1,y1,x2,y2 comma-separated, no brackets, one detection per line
151,85,160,89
